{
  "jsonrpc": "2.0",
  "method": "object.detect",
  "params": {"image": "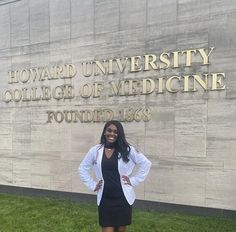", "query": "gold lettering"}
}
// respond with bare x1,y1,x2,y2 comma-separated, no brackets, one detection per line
3,90,12,103
166,76,181,92
40,68,52,81
19,69,30,83
54,111,64,123
94,60,107,76
8,70,18,84
144,54,158,71
116,58,128,73
46,111,54,123
108,59,114,74
82,62,93,77
63,84,74,99
157,77,164,93
160,52,170,69
182,49,197,67
53,86,64,100
75,111,83,122
64,110,74,123
183,75,195,92
103,109,114,121
64,64,77,78
52,65,63,79
42,86,51,100
30,68,42,82
128,80,139,95
93,82,103,98
193,74,208,91
83,110,93,123
130,56,142,72
80,83,92,98
198,47,214,65
211,73,226,90
173,51,180,68
22,88,31,101
109,81,125,96
31,87,41,101
142,79,155,95
13,89,22,102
